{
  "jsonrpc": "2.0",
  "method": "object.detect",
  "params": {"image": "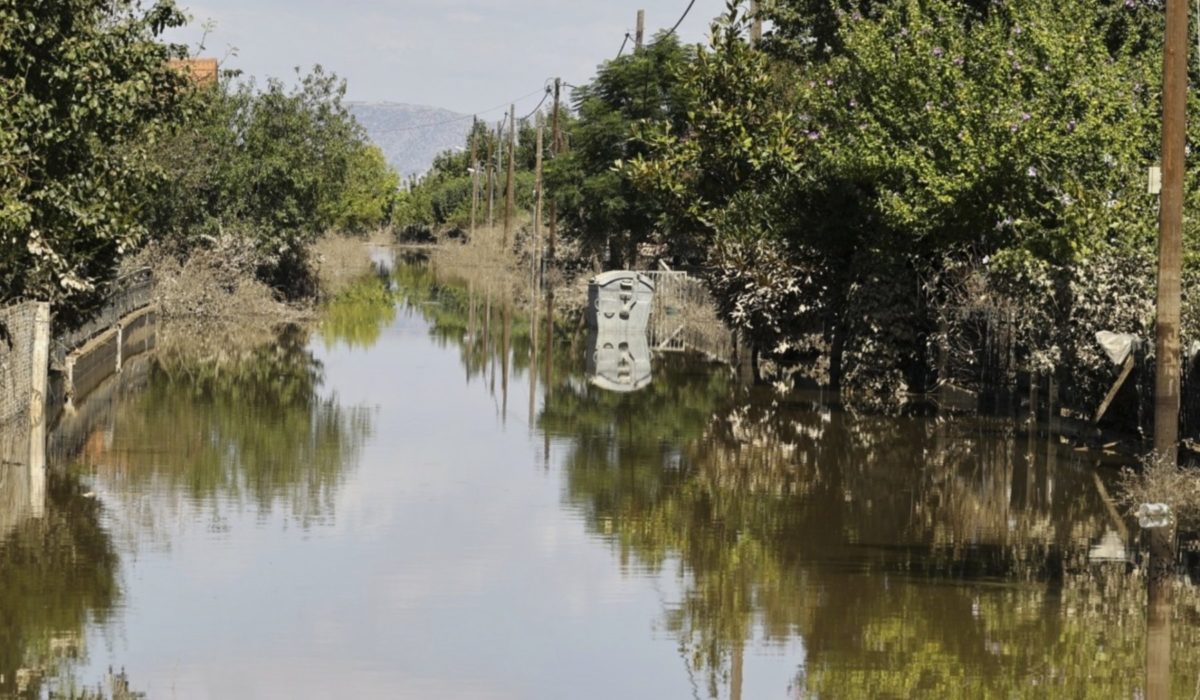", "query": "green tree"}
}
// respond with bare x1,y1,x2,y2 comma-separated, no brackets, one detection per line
146,65,399,296
0,0,189,310
628,0,1183,400
547,33,692,267
325,143,399,233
